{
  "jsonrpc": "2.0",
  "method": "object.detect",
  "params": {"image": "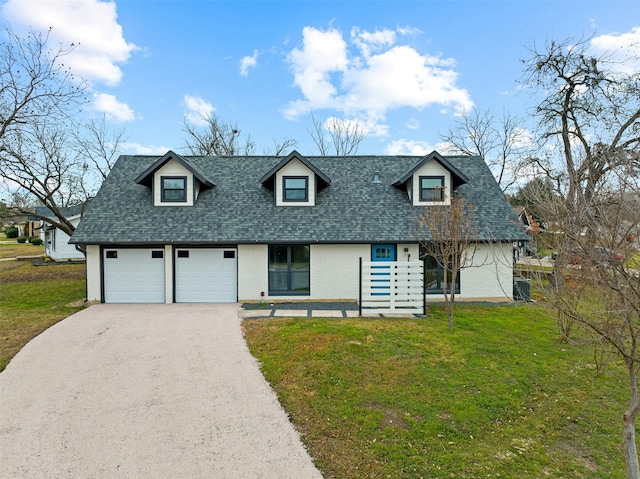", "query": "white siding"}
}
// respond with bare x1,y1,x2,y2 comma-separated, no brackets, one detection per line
238,244,269,301
44,216,84,261
397,243,420,262
458,243,514,301
411,160,451,206
153,159,194,206
238,243,371,302
310,244,369,299
275,158,316,206
86,245,101,302
164,245,173,303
